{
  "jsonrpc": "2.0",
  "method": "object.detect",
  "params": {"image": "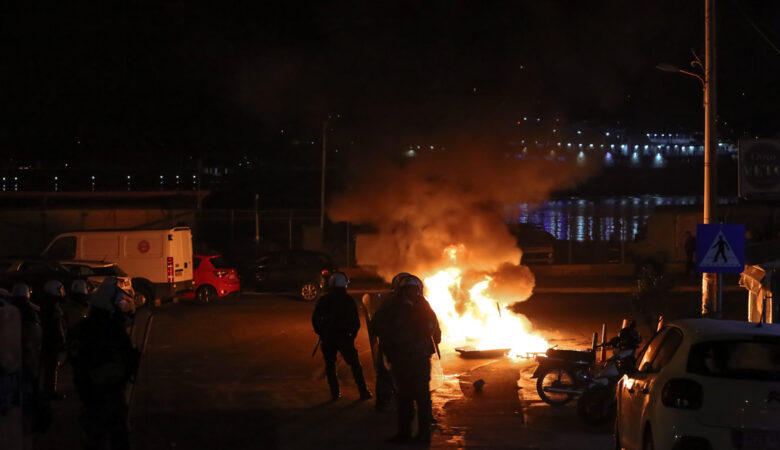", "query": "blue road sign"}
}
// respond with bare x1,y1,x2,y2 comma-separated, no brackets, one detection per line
696,224,746,274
